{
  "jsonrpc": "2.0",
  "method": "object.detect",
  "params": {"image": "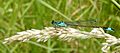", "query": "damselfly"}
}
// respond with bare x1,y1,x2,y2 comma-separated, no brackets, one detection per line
51,20,114,31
